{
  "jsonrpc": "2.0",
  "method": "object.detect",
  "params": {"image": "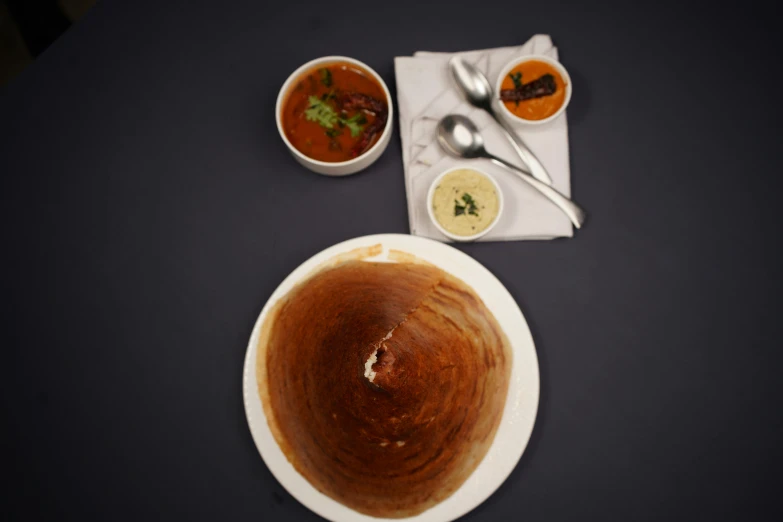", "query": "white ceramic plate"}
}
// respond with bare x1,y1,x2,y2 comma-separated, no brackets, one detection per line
242,234,540,522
